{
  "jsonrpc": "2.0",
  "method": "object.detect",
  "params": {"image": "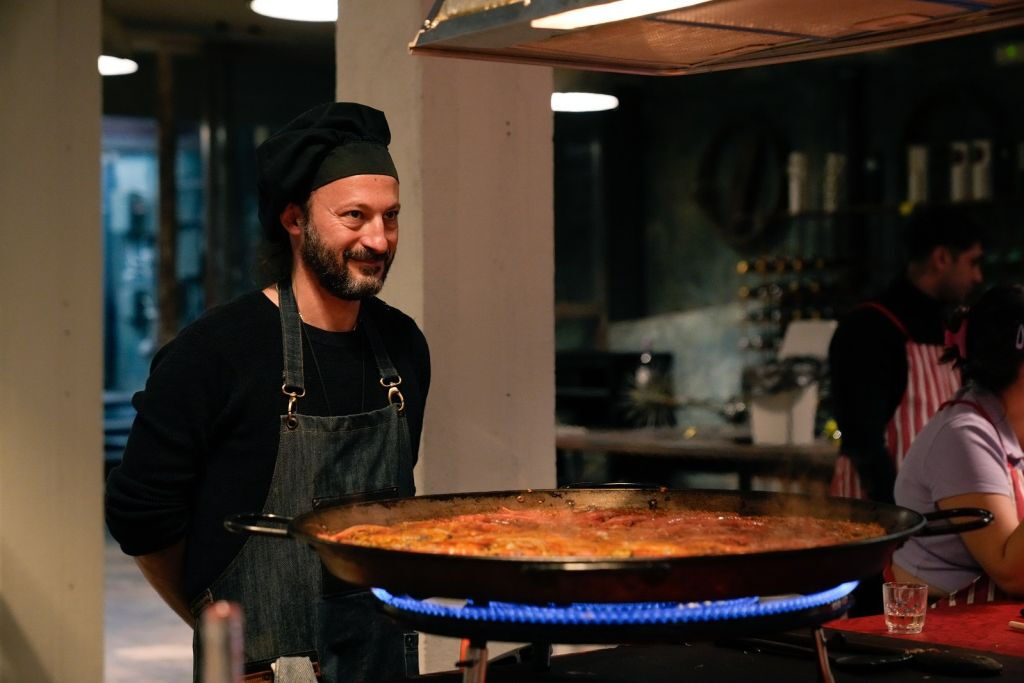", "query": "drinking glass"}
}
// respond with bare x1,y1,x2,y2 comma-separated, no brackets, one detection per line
882,582,928,634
